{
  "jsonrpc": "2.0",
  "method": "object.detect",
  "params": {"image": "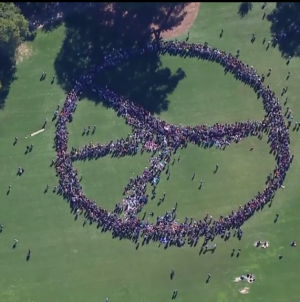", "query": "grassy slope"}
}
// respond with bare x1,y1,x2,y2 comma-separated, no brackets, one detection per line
0,2,299,302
